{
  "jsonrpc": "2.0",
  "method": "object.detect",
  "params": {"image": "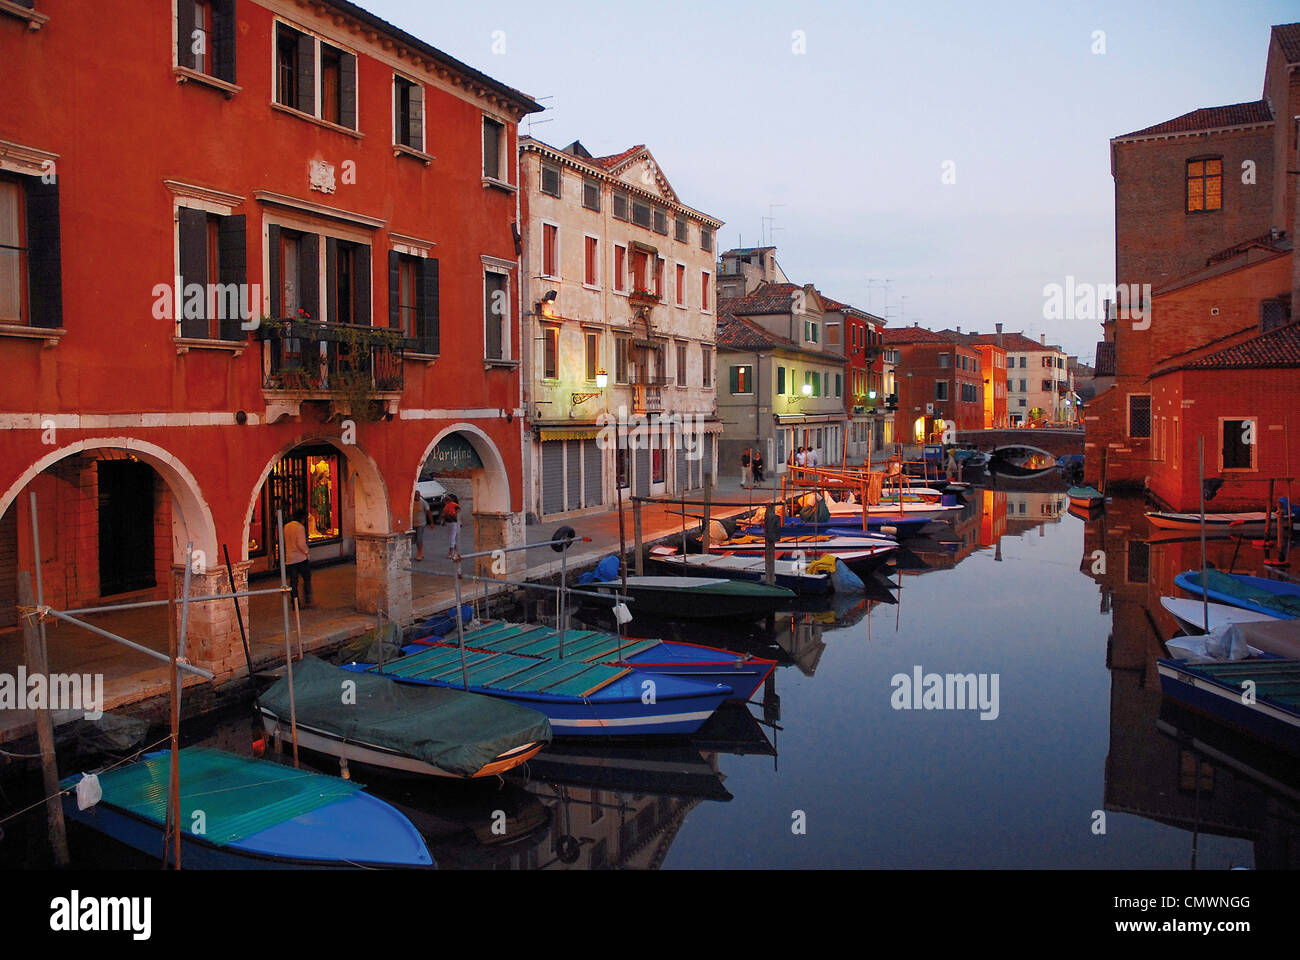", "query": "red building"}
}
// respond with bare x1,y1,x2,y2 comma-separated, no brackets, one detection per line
960,328,1010,429
1089,22,1300,495
882,325,984,440
0,0,540,680
821,297,886,459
